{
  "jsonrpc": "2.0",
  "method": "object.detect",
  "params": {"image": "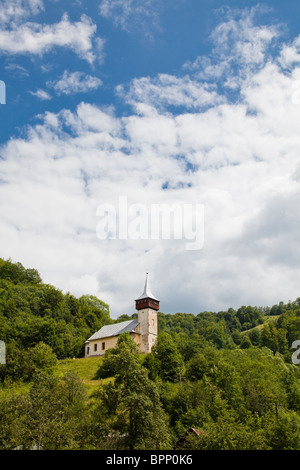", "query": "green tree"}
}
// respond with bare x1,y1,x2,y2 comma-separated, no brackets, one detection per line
266,410,300,450
240,335,252,349
0,371,87,449
236,306,264,330
184,416,268,450
205,322,227,348
282,367,300,412
79,294,110,331
277,328,289,356
142,351,161,381
26,371,86,449
185,346,219,382
0,391,32,449
209,360,245,415
152,332,184,382
248,328,260,346
0,258,41,285
261,323,278,352
96,333,171,450
1,342,57,382
29,342,57,375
